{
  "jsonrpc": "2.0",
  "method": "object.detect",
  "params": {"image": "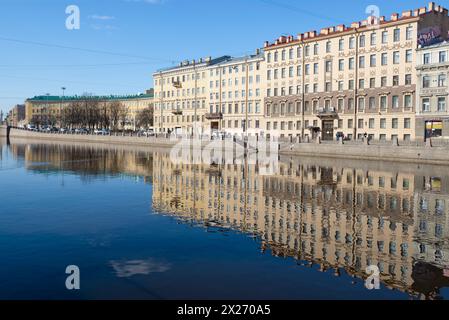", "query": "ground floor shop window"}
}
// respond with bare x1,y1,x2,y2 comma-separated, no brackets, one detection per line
425,121,443,139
